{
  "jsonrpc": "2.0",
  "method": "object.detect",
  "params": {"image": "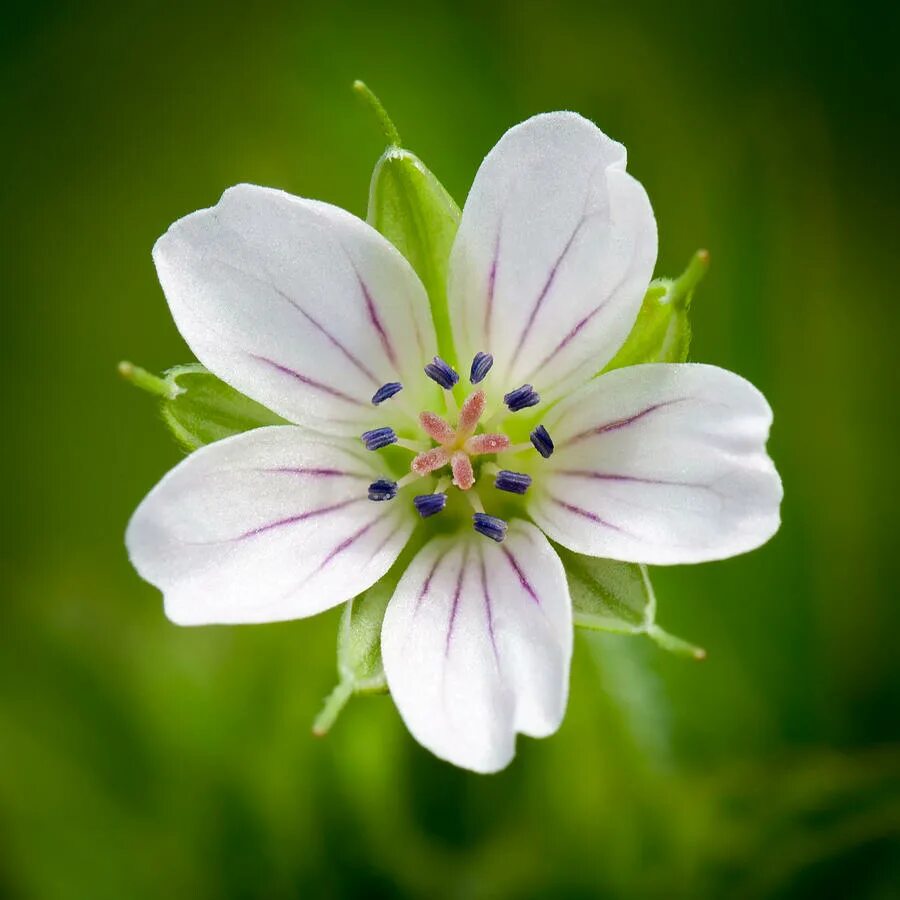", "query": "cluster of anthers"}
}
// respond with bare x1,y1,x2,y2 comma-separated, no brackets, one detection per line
361,352,554,543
